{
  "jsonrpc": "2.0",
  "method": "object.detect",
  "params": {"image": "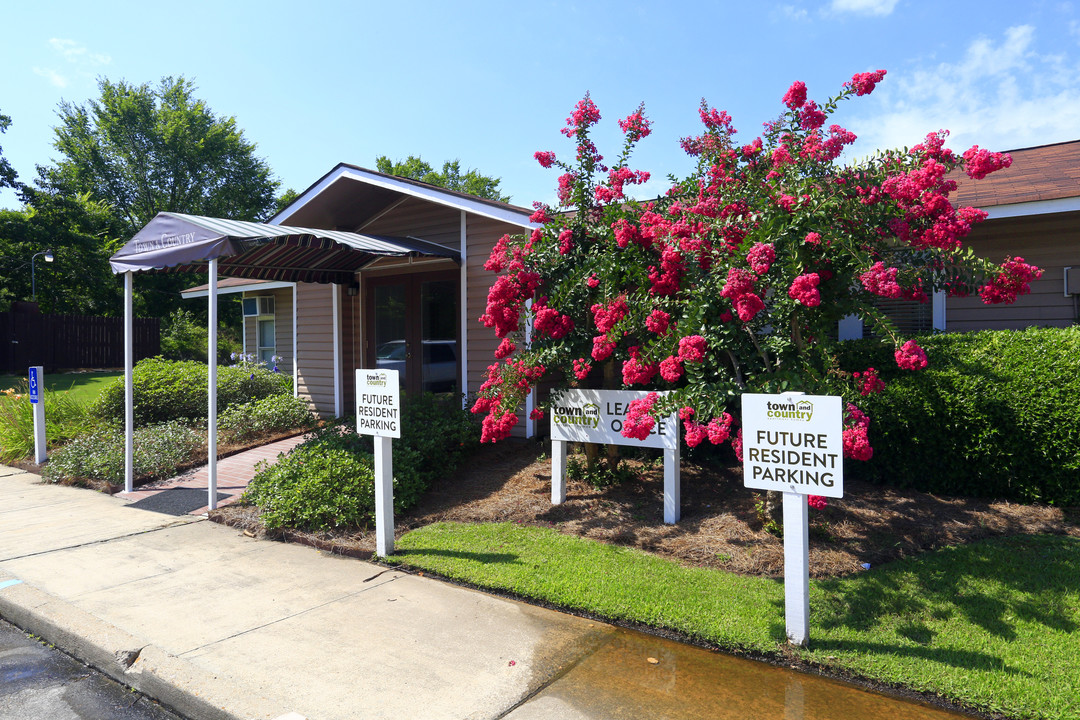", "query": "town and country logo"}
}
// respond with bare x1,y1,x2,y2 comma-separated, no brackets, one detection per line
552,401,600,429
365,371,389,387
766,399,814,422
